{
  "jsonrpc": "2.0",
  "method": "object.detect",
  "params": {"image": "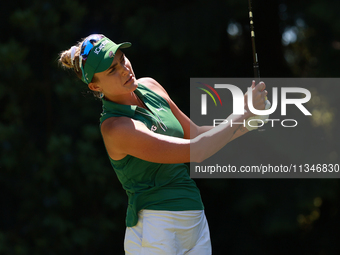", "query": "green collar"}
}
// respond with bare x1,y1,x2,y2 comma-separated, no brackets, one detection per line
100,84,148,119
